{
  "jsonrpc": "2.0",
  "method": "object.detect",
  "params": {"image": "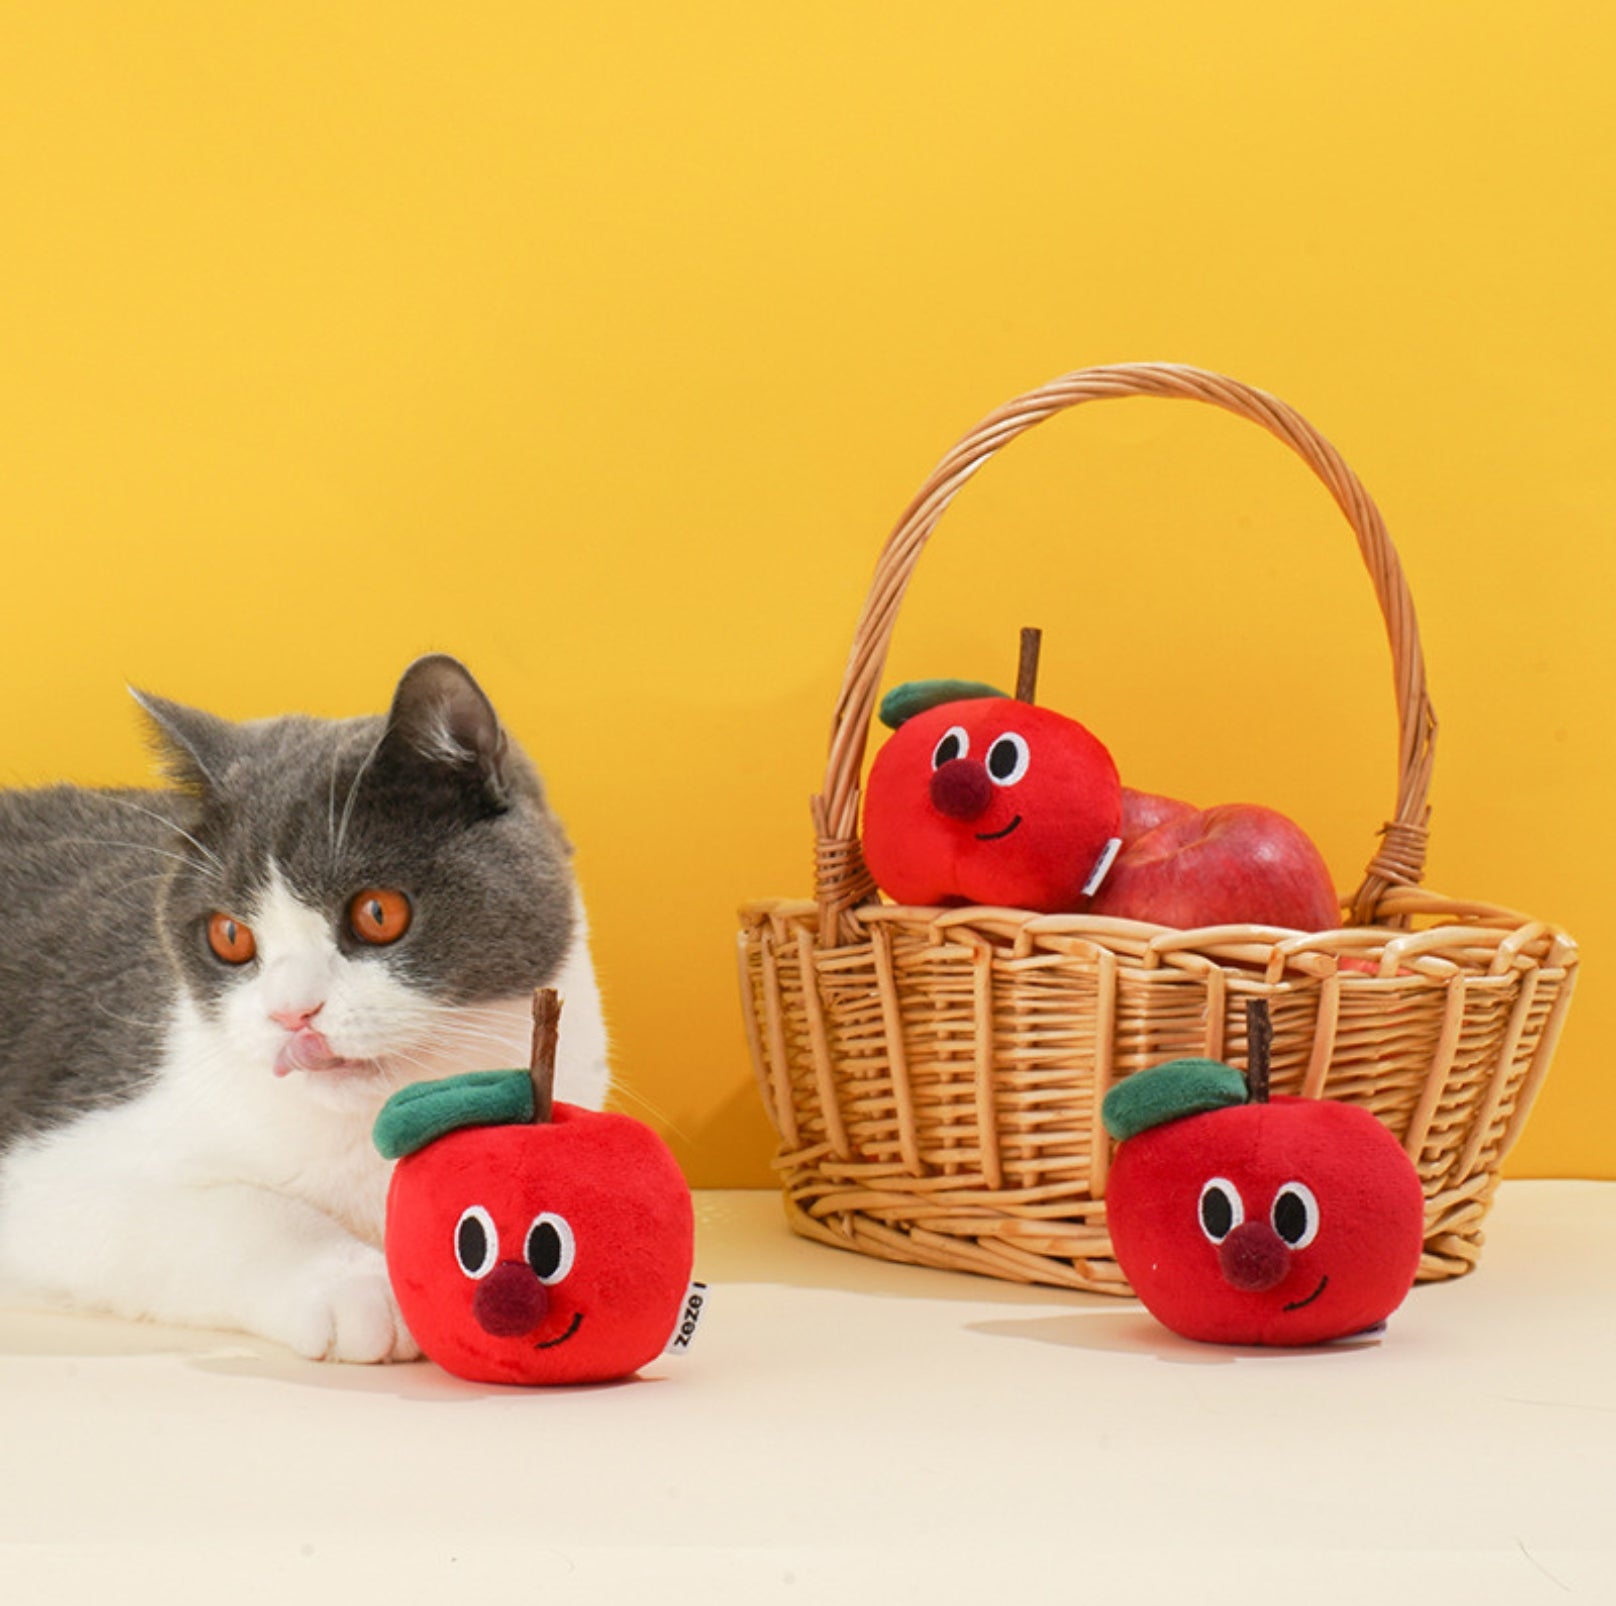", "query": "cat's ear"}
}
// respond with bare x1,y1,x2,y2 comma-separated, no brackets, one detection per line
381,655,515,804
130,688,236,794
